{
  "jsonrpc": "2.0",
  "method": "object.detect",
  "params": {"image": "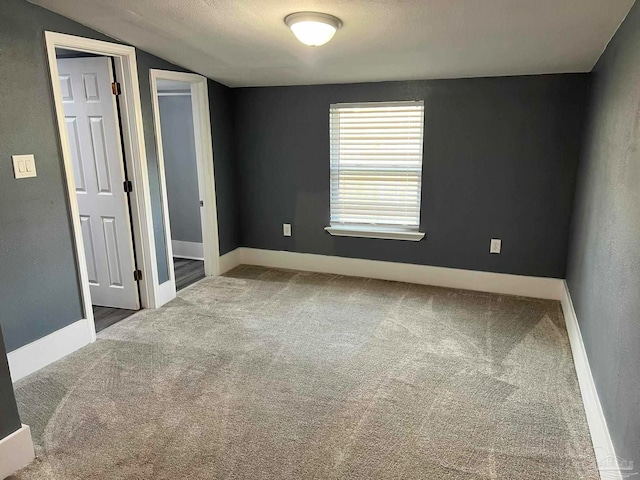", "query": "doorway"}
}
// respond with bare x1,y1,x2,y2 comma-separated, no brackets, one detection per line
45,32,165,342
55,50,139,331
156,80,204,290
149,70,220,297
45,34,221,339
